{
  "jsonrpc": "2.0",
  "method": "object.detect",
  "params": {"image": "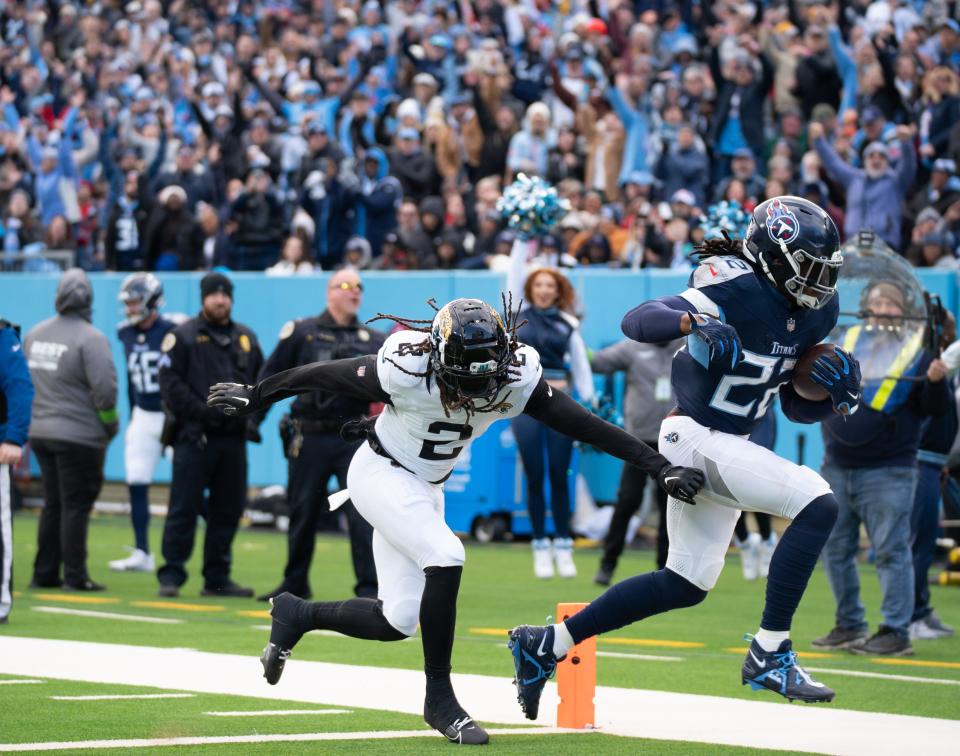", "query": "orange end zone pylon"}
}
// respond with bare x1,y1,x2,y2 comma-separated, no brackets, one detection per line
555,602,596,729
